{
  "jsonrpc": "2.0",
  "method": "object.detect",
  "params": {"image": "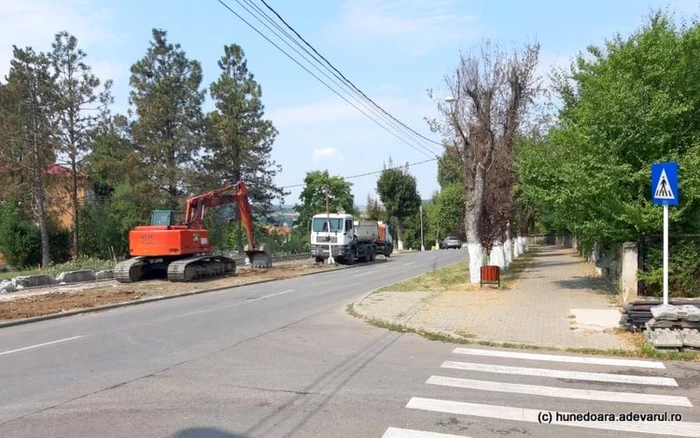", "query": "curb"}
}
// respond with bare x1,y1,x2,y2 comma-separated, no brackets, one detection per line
0,264,350,329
